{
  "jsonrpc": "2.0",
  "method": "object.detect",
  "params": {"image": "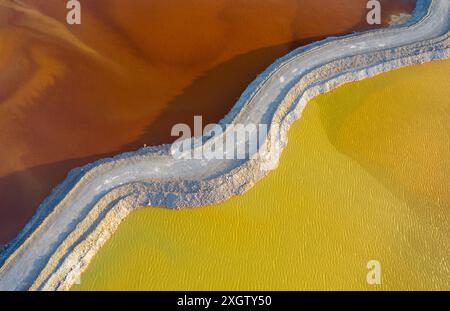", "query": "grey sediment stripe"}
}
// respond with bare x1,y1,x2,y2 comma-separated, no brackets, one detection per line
0,0,449,291
38,43,450,292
